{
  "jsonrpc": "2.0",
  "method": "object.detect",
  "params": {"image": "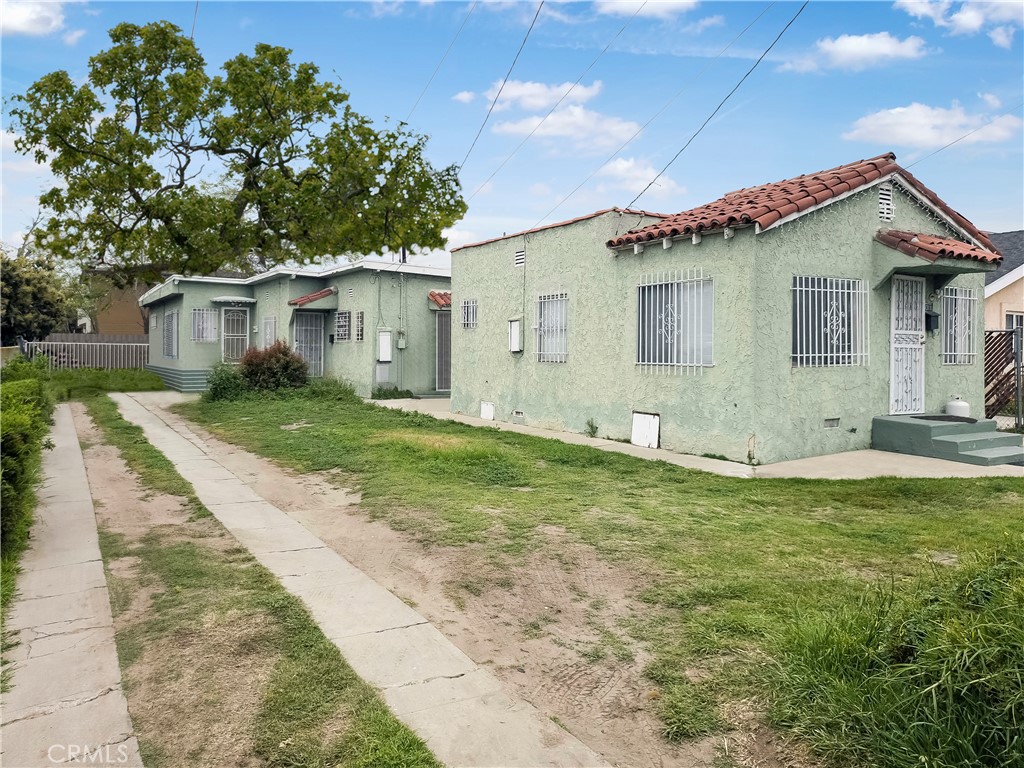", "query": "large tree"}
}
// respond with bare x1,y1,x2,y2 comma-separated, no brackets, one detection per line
1,244,77,345
10,21,466,277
